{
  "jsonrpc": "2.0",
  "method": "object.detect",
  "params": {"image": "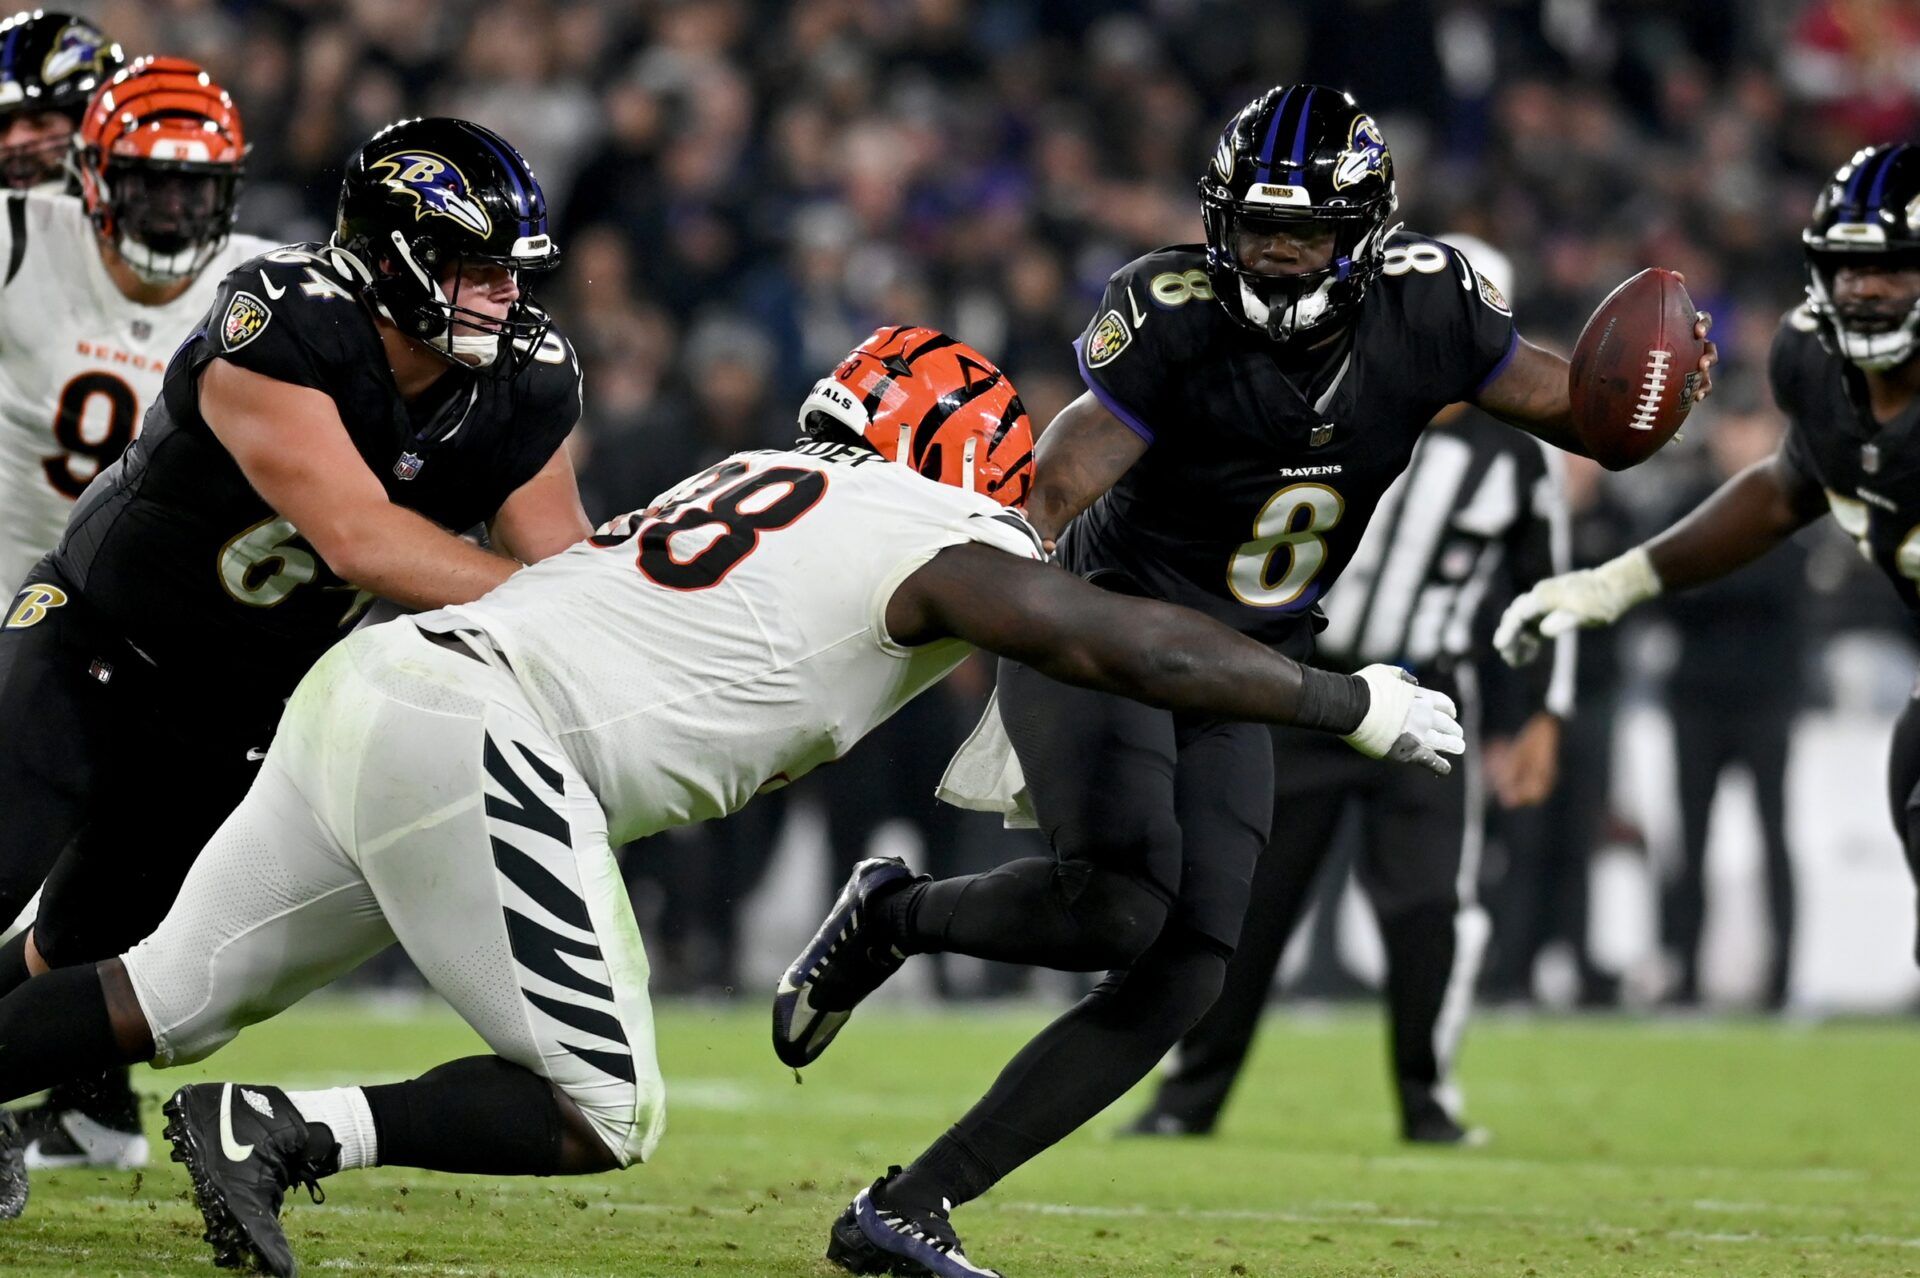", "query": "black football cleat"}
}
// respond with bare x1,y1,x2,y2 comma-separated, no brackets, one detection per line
774,856,921,1068
20,1068,150,1170
827,1168,1003,1278
0,1108,26,1220
162,1083,336,1276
